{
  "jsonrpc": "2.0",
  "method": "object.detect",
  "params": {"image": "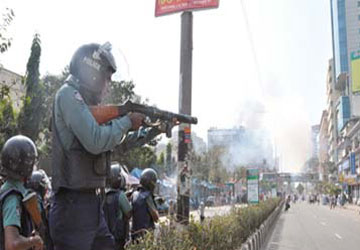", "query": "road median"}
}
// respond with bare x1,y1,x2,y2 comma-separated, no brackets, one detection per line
126,198,282,250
